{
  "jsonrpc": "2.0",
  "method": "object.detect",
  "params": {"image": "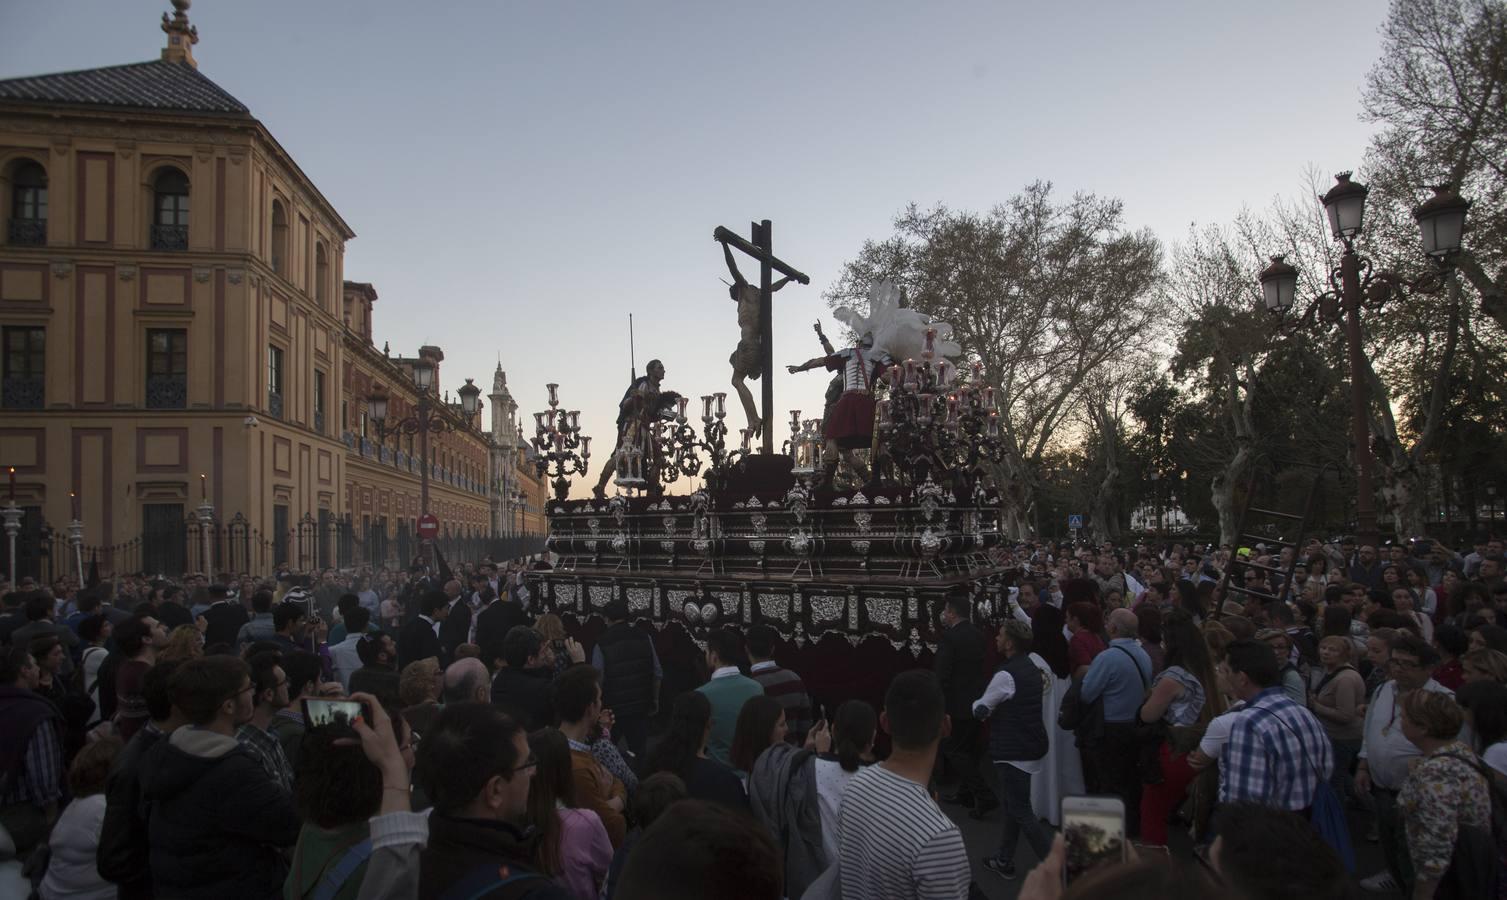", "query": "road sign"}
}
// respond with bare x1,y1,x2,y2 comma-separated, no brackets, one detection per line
417,513,440,540
1067,514,1084,530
